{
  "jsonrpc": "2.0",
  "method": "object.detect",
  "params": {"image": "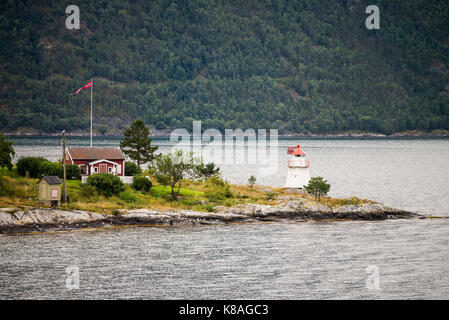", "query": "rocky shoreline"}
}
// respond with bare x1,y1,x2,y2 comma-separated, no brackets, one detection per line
0,199,422,234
